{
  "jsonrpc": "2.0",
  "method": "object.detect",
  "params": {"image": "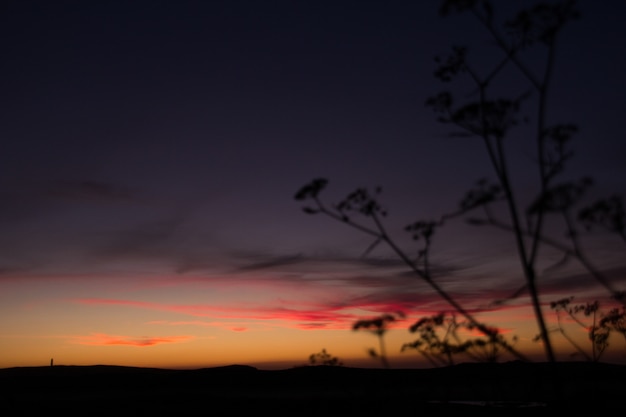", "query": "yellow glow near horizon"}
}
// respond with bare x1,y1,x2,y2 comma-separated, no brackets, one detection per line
2,274,625,370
